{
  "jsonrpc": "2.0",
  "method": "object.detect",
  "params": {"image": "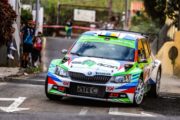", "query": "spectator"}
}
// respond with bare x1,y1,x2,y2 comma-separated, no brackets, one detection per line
107,22,115,30
7,28,16,60
32,32,43,67
21,20,35,68
65,19,72,39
